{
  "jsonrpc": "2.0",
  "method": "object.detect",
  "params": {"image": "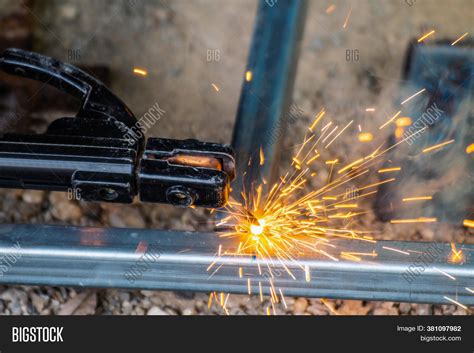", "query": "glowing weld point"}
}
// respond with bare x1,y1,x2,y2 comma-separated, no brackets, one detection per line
133,68,148,76
250,219,265,236
449,243,463,264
